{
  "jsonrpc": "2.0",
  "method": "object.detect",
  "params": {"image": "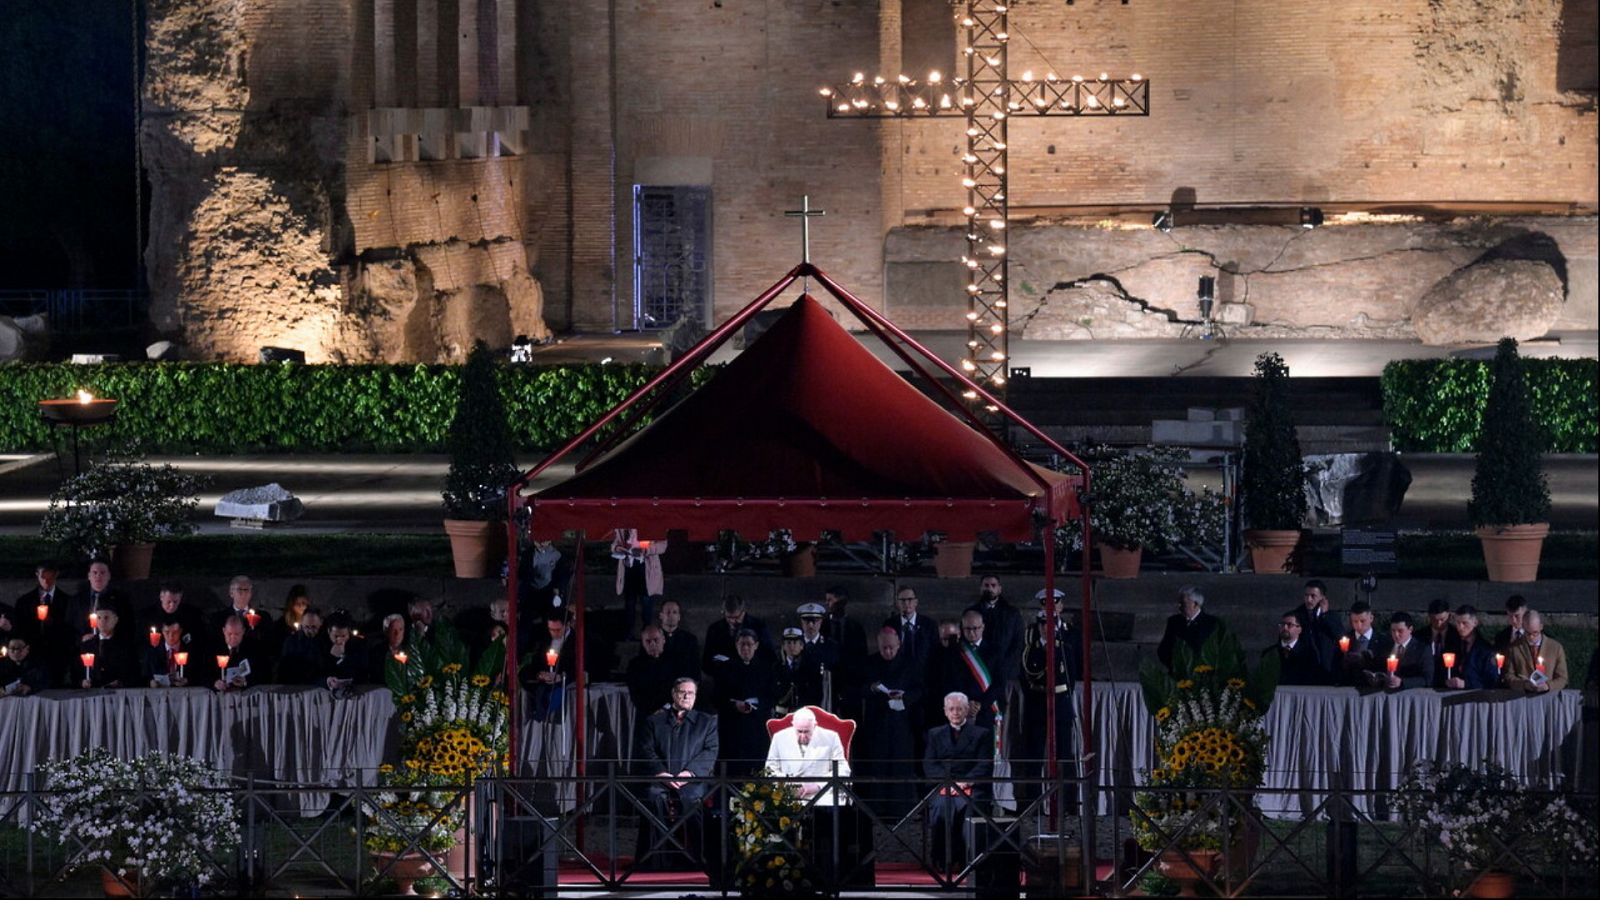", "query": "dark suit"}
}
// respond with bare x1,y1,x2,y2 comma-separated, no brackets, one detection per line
1339,629,1393,688
626,652,679,717
660,628,701,680
1289,606,1341,681
143,642,193,685
883,613,938,670
774,652,821,714
1450,637,1501,690
924,720,994,870
856,650,925,817
799,637,843,709
1380,638,1433,691
317,641,369,686
81,632,140,688
972,599,1025,695
1157,611,1223,672
709,655,778,778
139,603,207,647
1267,639,1332,687
1021,618,1082,805
0,656,50,695
213,637,268,689
1421,626,1462,689
634,706,720,864
702,615,774,673
939,640,1004,730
